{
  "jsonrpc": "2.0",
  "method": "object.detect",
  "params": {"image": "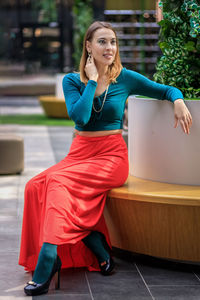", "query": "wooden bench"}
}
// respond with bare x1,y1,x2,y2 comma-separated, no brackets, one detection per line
105,176,200,263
